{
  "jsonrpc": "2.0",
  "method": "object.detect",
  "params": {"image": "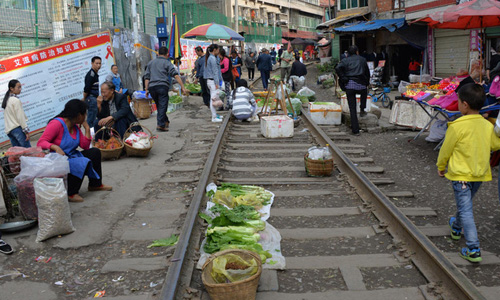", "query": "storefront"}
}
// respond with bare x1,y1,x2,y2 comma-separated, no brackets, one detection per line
433,29,470,77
